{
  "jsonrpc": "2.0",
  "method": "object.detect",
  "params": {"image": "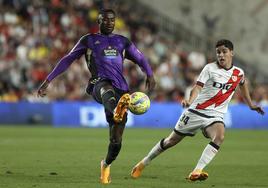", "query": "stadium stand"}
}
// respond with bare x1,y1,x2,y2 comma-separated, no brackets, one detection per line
0,0,267,105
